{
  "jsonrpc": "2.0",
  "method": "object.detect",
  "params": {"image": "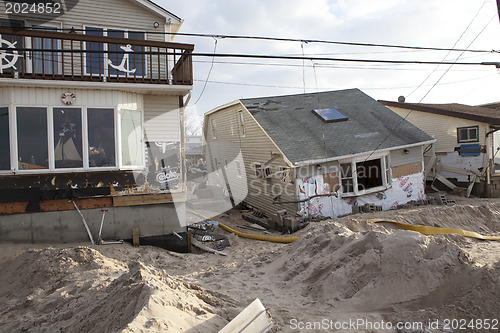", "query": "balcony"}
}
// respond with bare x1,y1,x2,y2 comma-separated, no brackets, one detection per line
0,27,193,85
